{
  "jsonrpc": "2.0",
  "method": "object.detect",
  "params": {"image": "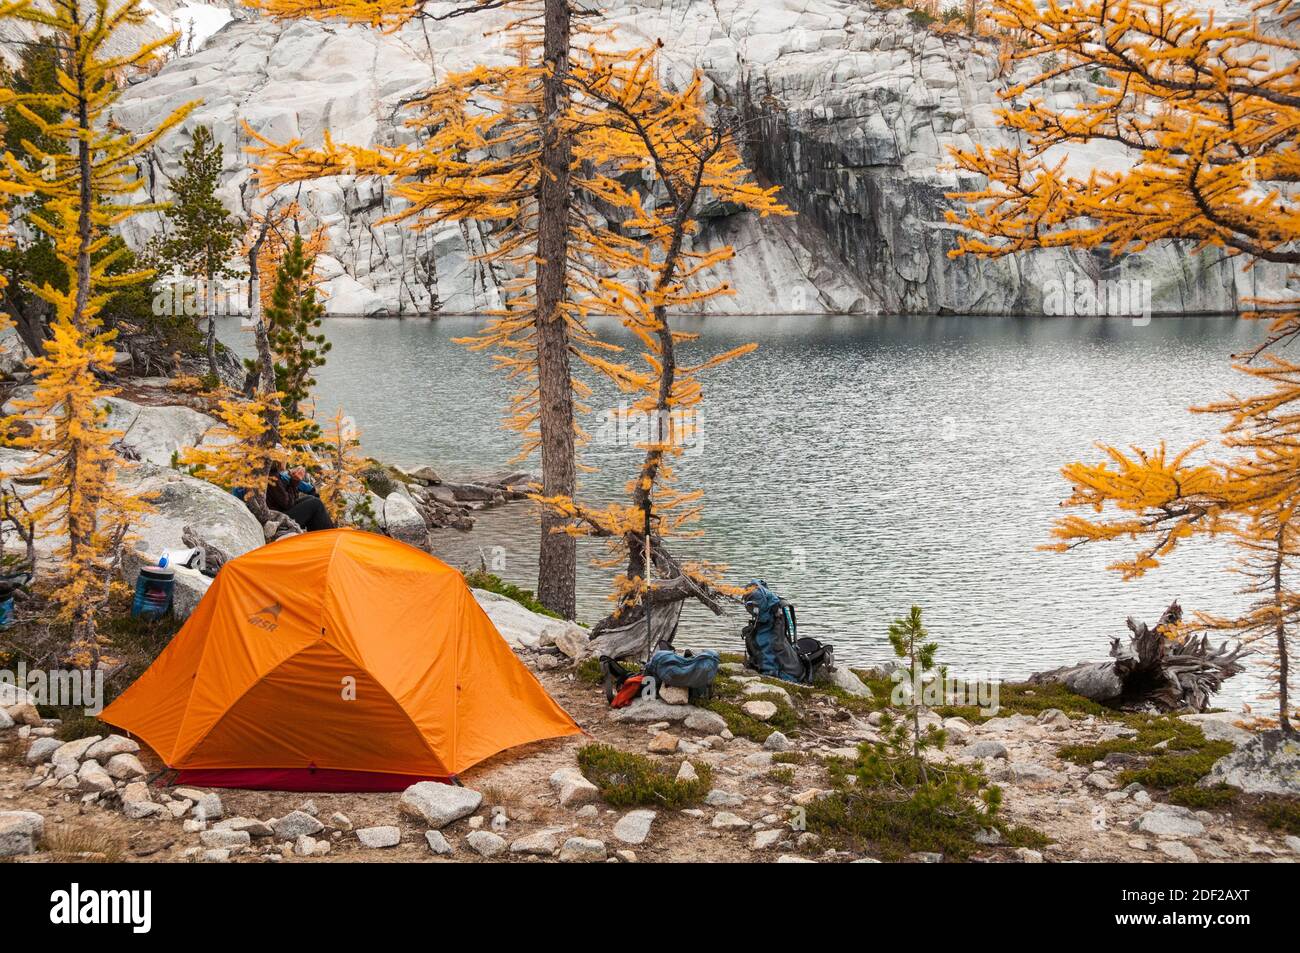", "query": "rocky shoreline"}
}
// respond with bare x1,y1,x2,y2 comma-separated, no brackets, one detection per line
2,591,1297,864
0,369,539,618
